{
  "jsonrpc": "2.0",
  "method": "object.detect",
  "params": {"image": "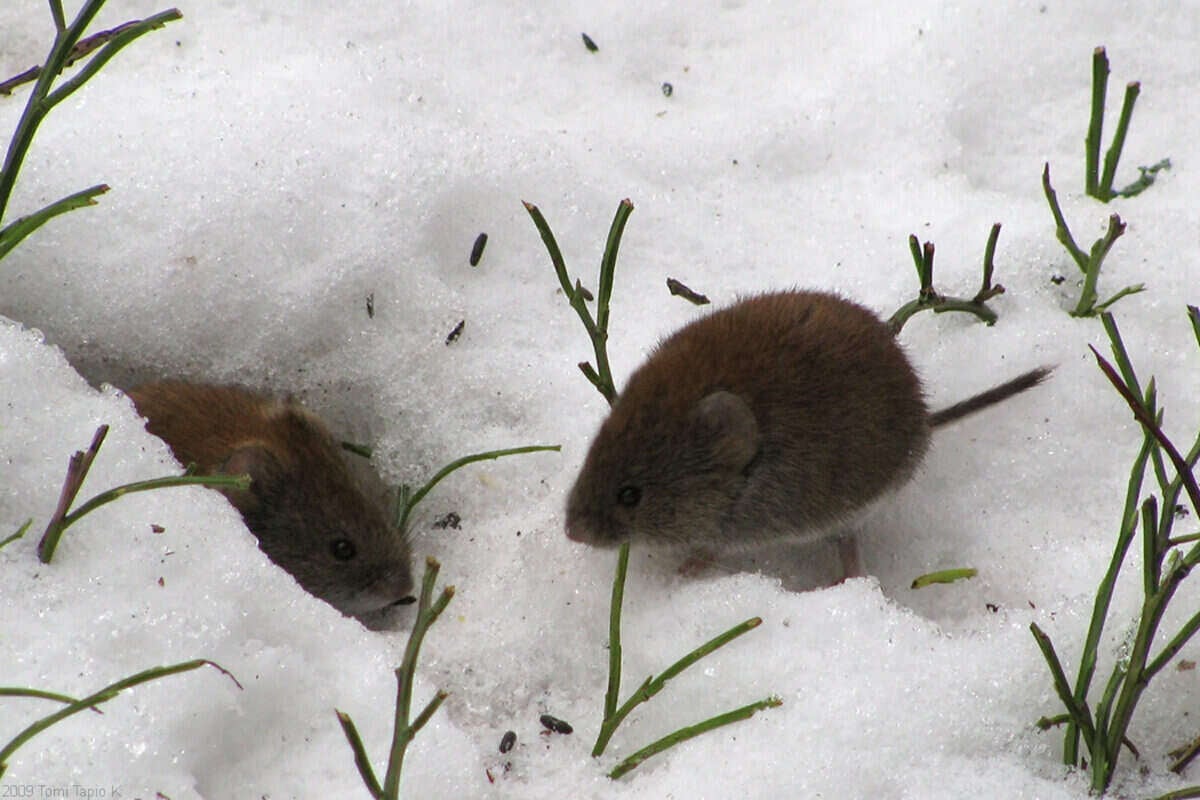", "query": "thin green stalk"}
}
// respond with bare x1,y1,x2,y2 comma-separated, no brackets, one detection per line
39,472,251,564
523,199,633,404
1145,606,1200,680
50,0,67,33
1101,312,1169,486
1098,81,1140,200
594,199,634,390
601,541,630,728
1072,214,1127,317
1092,347,1200,516
0,2,180,223
887,229,1003,334
381,557,454,798
1099,569,1180,790
1031,622,1097,744
42,10,183,113
0,519,31,550
334,712,383,798
0,659,239,780
607,696,782,779
0,184,108,261
393,445,560,534
0,687,101,711
1062,426,1151,767
1118,158,1171,199
1041,163,1089,272
1143,496,1161,597
1085,47,1109,198
976,222,1003,302
593,616,763,757
1148,788,1200,800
